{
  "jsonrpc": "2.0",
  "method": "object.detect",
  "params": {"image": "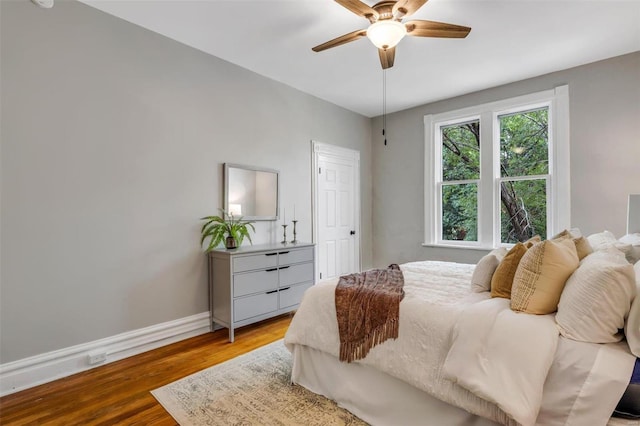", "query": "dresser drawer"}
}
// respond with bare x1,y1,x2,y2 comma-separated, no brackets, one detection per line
279,262,314,287
233,269,278,297
233,252,278,273
279,282,313,310
234,291,278,322
278,247,314,266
